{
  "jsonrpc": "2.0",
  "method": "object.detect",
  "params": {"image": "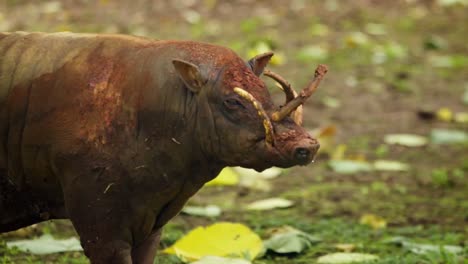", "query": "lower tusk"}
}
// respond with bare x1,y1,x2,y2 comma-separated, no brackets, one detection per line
288,88,303,126
293,105,303,126
233,87,275,146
